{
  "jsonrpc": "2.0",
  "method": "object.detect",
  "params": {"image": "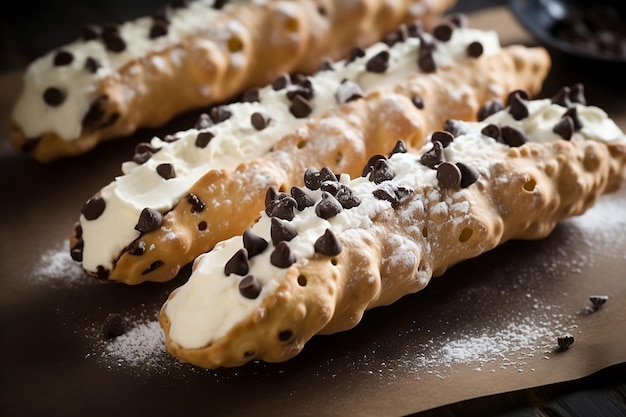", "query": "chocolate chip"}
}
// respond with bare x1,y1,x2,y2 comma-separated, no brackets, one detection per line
213,0,228,9
289,95,313,118
361,154,387,177
272,74,290,91
501,125,528,147
251,112,271,130
411,96,424,109
419,32,437,51
84,56,101,73
335,185,361,209
320,180,340,195
53,50,74,66
271,217,297,245
96,265,110,280
134,208,162,233
133,142,160,165
569,83,586,105
81,96,106,132
373,184,400,207
408,21,423,37
437,162,462,188
564,106,583,130
557,334,574,350
270,241,296,268
417,49,437,72
466,41,483,57
195,131,214,148
102,28,126,52
304,167,336,190
210,105,232,123
149,21,168,38
156,163,176,179
456,162,480,188
224,248,249,276
508,92,529,121
432,130,454,148
291,186,315,210
316,58,334,73
82,196,106,220
506,89,529,106
242,87,260,103
243,229,268,258
481,123,501,140
589,295,609,310
315,192,343,219
82,23,102,40
443,119,470,137
239,275,262,299
194,113,213,130
389,139,407,157
70,241,84,262
365,50,390,73
142,260,164,275
347,47,366,63
553,116,575,140
102,314,126,339
369,159,395,184
278,329,293,341
127,239,146,256
335,80,364,104
265,195,297,220
420,141,445,169
383,25,408,46
43,87,66,107
477,99,504,121
314,229,342,256
551,86,572,107
265,186,279,208
433,23,454,41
